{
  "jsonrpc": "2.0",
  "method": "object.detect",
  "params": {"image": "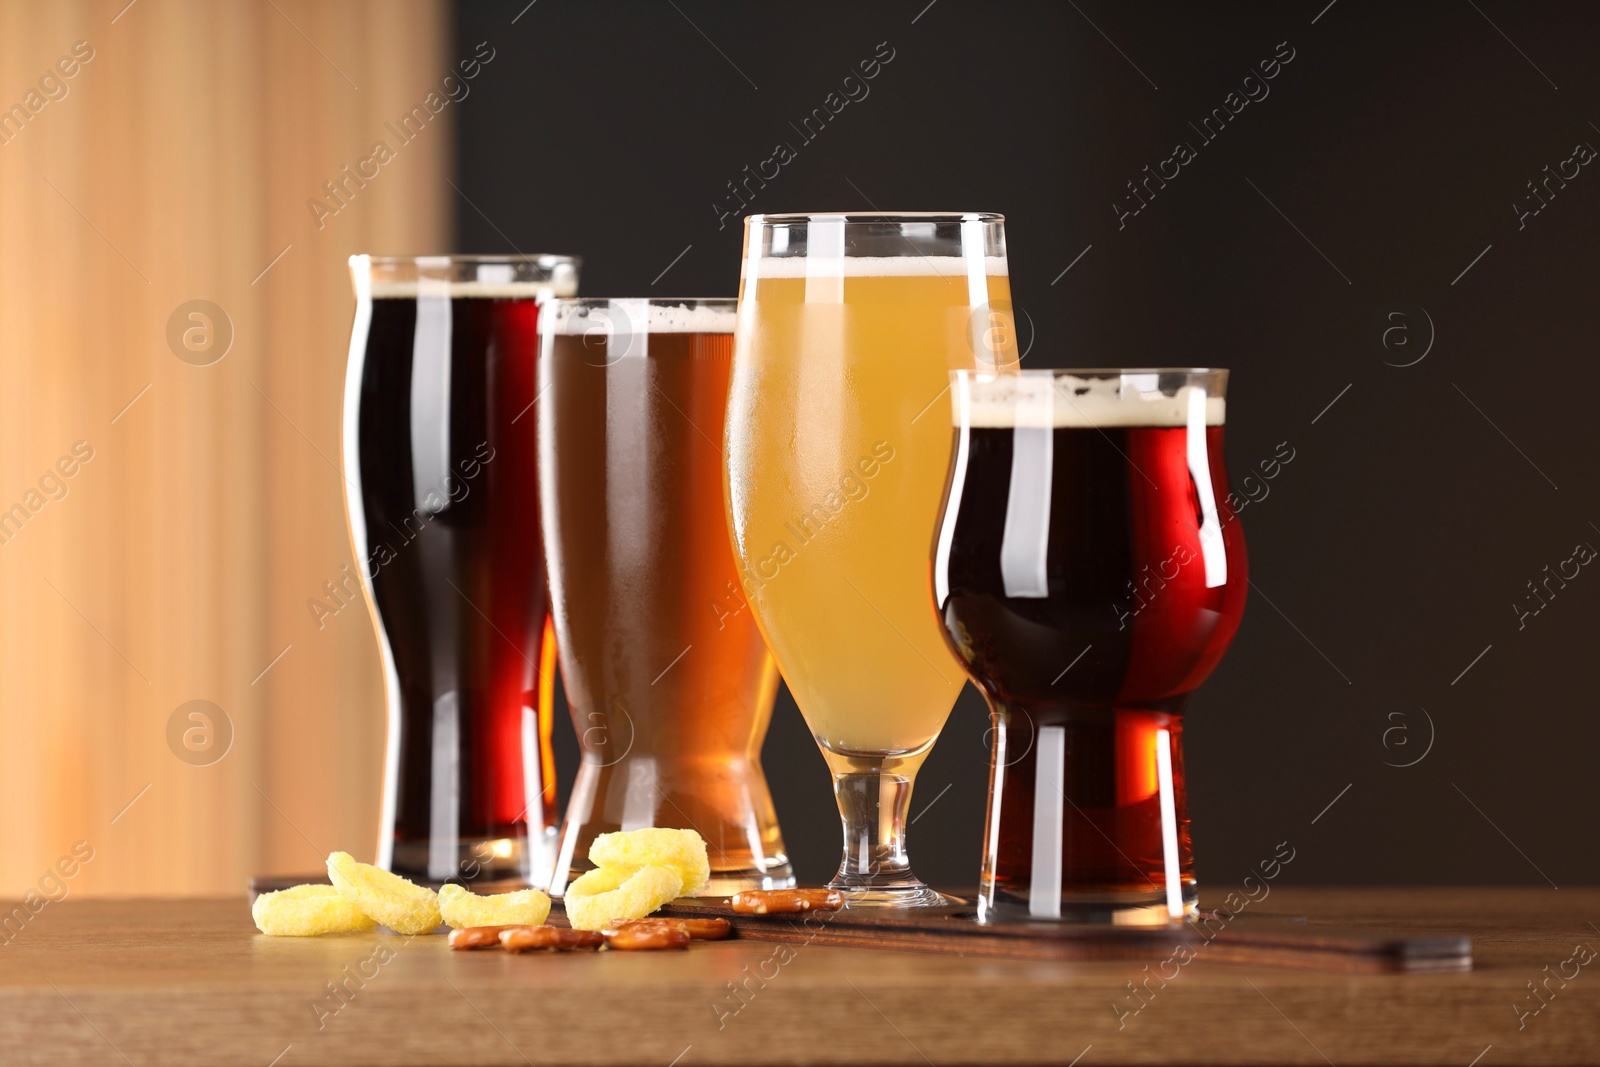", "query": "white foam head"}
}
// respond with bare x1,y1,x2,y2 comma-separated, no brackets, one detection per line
369,278,578,299
955,373,1226,428
358,256,578,299
541,299,736,335
743,255,1008,279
